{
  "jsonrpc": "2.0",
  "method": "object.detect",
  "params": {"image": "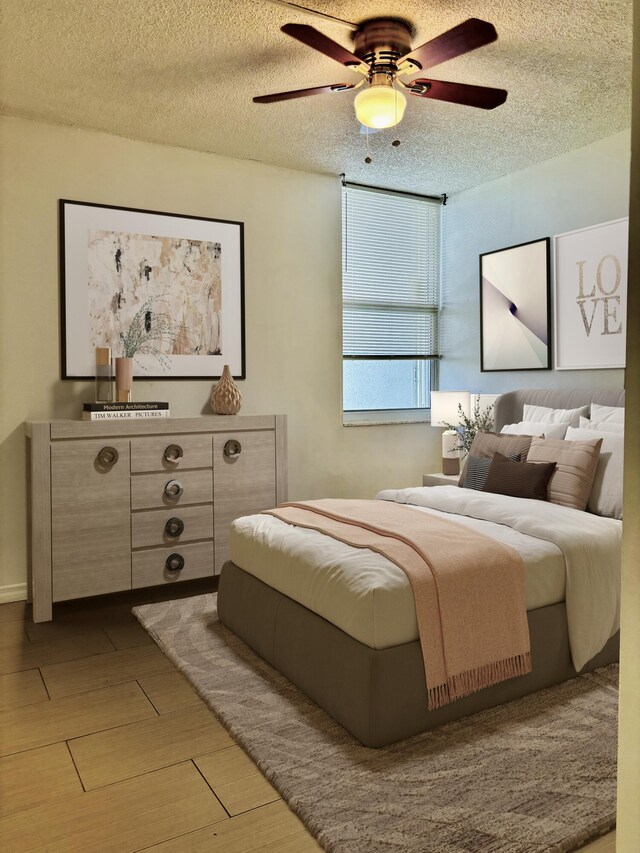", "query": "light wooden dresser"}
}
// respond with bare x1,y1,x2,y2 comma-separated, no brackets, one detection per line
25,415,287,622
